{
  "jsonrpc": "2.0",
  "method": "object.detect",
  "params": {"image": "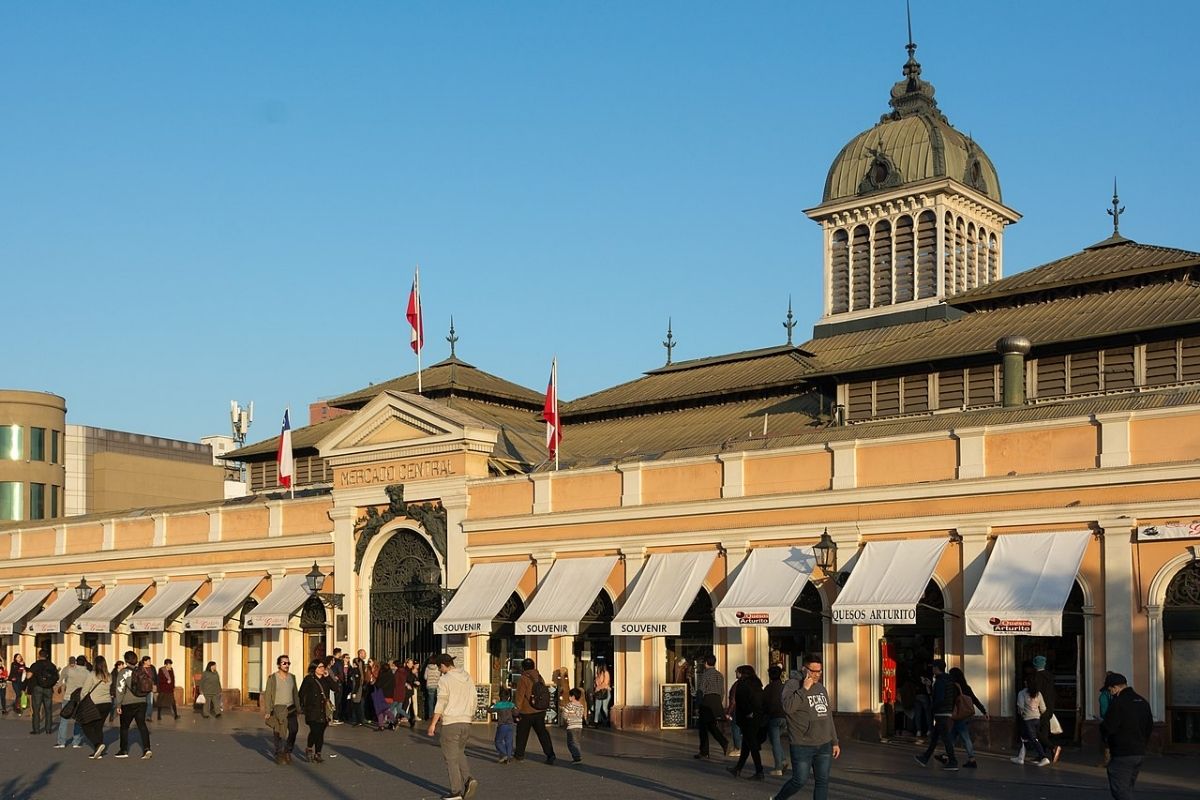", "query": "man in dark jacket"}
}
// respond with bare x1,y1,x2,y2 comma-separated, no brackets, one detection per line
513,658,555,764
114,649,152,758
915,659,959,770
764,666,789,776
1030,655,1061,762
28,649,58,735
1100,673,1153,800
